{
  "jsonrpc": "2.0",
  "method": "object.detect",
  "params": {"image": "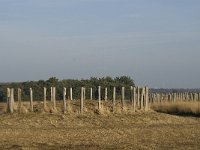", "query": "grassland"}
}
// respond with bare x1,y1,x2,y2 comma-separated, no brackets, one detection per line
0,100,199,150
152,101,200,117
